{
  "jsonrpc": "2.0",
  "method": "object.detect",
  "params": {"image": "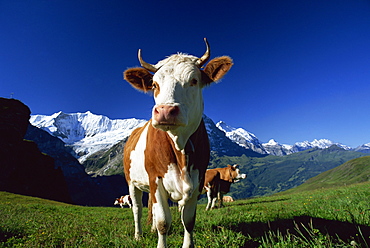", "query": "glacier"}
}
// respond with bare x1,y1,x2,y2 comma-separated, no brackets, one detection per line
30,111,146,162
